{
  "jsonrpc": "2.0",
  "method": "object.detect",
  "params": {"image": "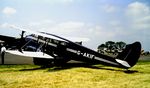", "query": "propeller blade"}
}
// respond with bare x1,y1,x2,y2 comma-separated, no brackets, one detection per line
1,46,6,65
